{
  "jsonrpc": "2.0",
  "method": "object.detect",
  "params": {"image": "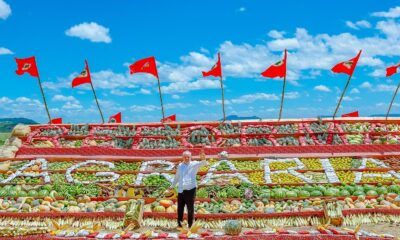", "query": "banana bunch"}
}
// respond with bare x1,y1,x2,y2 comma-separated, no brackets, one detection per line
310,217,324,226
0,217,48,228
342,213,392,226
143,218,177,229
0,226,48,237
326,202,343,218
